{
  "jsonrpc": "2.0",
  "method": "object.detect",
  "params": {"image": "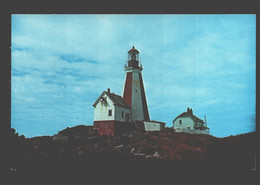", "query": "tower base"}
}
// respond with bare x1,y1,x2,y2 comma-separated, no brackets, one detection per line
93,120,165,136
